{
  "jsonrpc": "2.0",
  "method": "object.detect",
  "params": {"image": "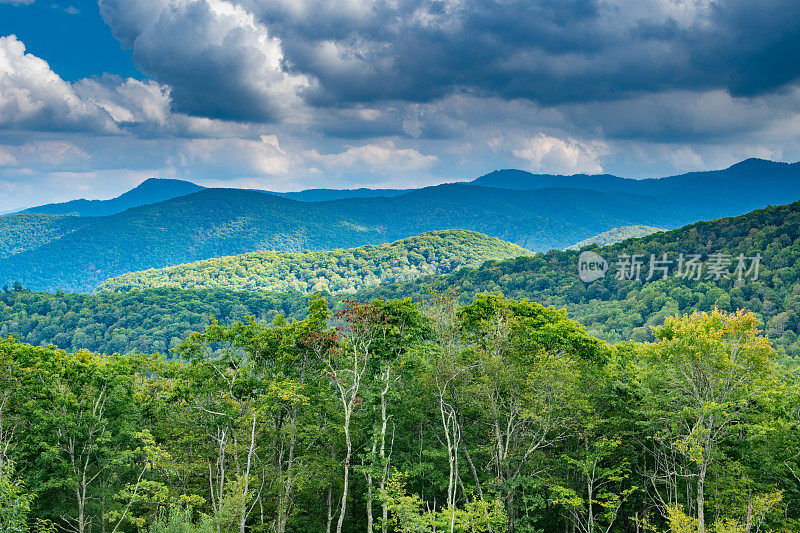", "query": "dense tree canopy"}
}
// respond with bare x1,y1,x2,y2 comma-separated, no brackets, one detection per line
363,201,800,358
3,202,800,358
0,214,89,258
96,230,532,294
1,298,797,532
